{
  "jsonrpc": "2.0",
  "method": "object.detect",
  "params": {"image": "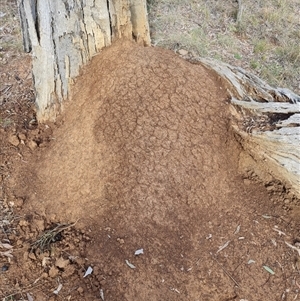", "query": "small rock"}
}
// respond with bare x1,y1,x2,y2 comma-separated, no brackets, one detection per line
178,49,188,56
32,219,45,232
28,252,37,260
83,235,91,241
266,185,275,191
64,265,76,277
34,291,47,301
14,198,24,207
28,252,36,260
16,239,23,247
18,133,26,141
42,272,48,278
8,135,19,146
1,264,9,272
117,238,124,244
41,256,51,267
75,258,85,265
93,266,100,275
27,140,37,150
19,220,29,227
68,243,76,251
284,199,290,204
23,251,29,261
243,179,251,185
48,266,59,278
55,257,69,269
77,287,84,294
49,214,57,222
